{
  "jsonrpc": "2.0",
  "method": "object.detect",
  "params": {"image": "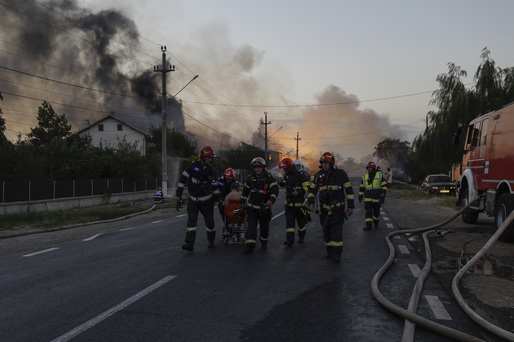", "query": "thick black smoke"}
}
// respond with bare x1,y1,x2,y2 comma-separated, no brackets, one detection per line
0,0,179,136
